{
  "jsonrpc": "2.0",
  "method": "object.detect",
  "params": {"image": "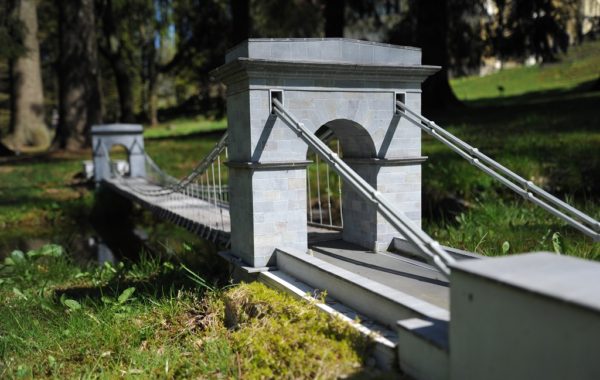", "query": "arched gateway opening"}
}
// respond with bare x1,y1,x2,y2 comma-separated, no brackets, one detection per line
306,121,377,247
